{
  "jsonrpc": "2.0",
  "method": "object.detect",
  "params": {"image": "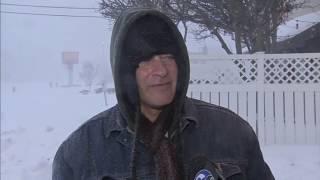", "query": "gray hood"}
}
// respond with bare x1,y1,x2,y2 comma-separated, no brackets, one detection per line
110,8,190,131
